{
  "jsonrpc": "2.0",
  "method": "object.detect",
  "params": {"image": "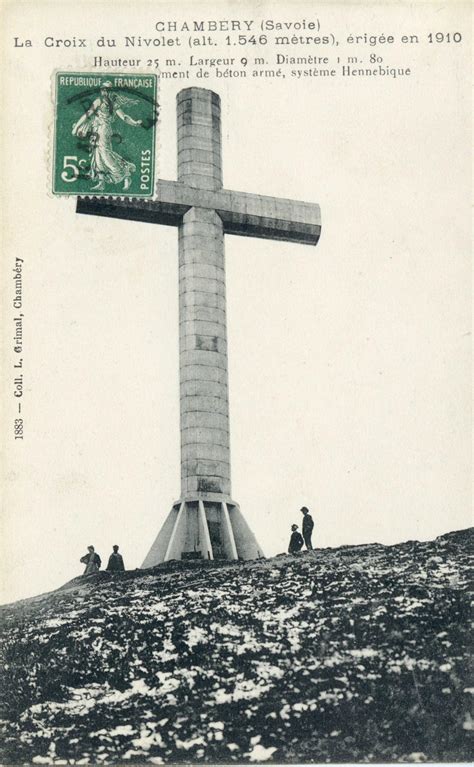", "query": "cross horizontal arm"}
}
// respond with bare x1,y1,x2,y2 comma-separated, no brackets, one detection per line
76,180,321,246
